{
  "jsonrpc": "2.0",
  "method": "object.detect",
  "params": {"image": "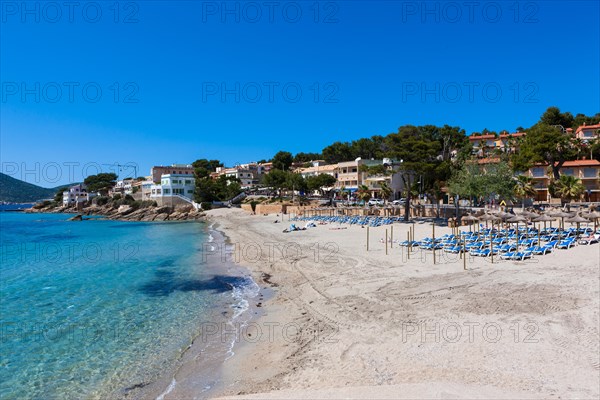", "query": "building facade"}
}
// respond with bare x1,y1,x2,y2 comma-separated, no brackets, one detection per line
151,164,195,183
62,184,92,206
527,160,600,202
150,174,195,200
